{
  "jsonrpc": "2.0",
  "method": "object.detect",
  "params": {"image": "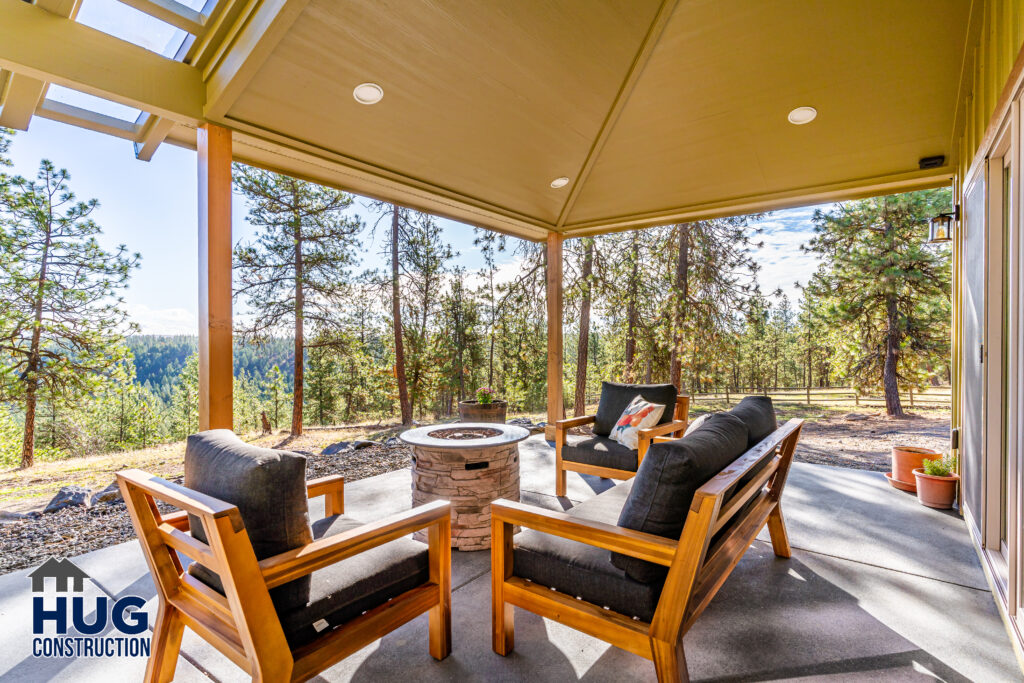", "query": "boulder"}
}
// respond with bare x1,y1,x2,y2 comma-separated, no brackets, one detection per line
0,510,27,523
44,486,91,514
384,437,401,446
351,440,375,450
843,413,869,421
321,441,352,455
90,482,123,506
